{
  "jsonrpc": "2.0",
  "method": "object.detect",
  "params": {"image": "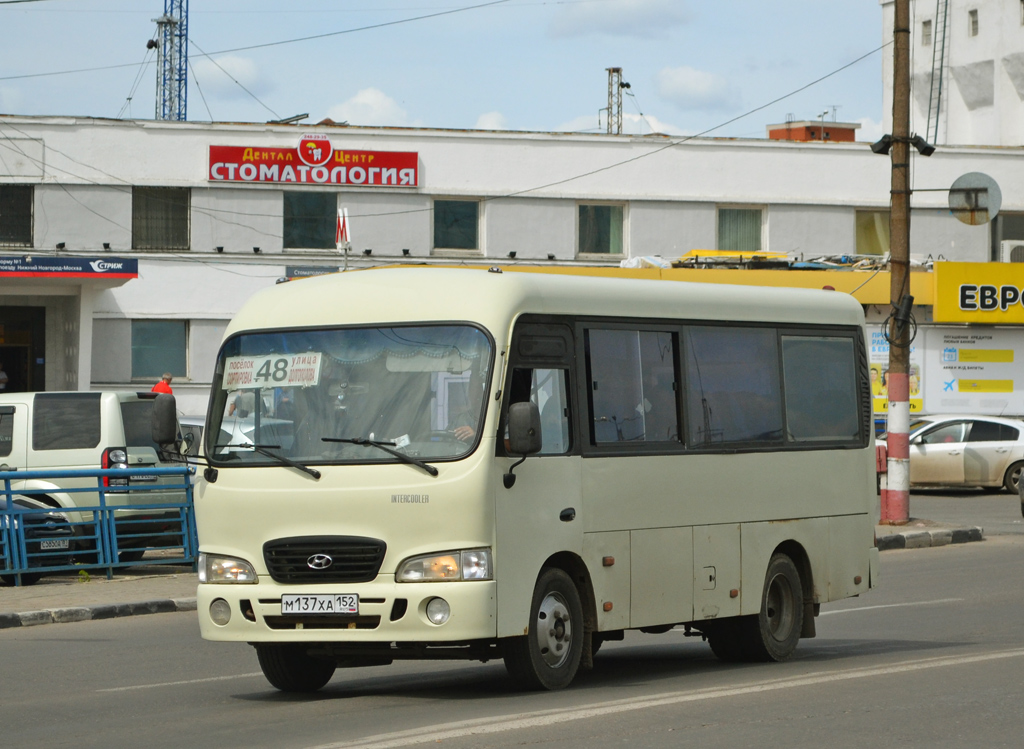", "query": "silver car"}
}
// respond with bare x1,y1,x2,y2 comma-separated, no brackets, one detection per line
880,415,1024,495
